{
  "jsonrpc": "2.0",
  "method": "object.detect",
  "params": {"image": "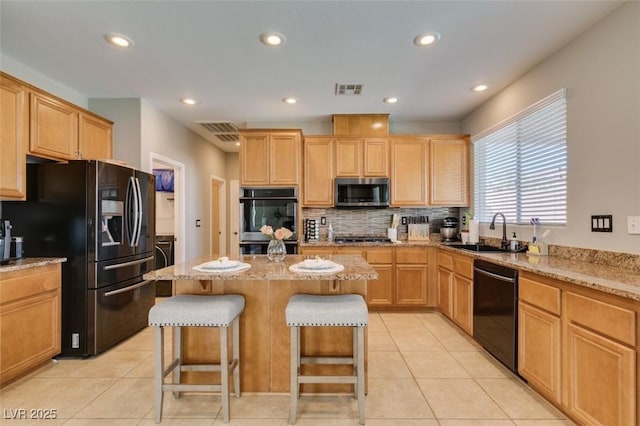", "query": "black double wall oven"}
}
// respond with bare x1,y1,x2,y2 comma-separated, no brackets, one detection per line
239,187,298,254
3,160,156,357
